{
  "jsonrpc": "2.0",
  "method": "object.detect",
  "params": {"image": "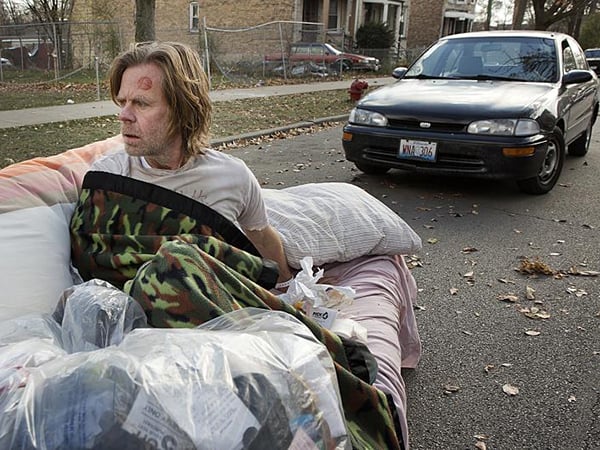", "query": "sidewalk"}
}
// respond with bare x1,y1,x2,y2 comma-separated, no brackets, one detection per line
0,77,394,129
